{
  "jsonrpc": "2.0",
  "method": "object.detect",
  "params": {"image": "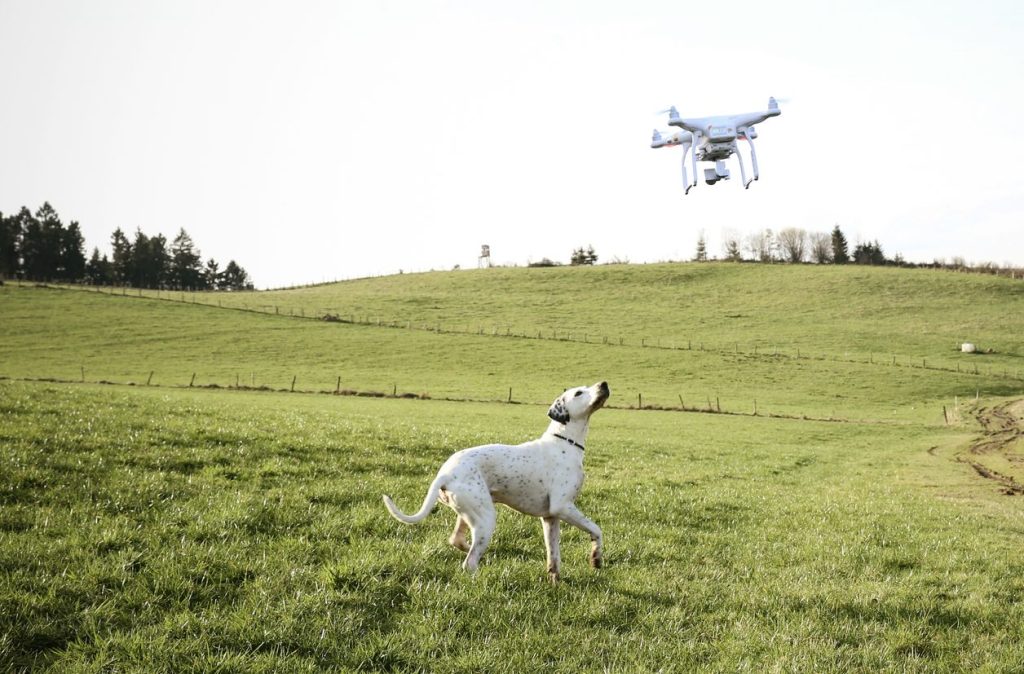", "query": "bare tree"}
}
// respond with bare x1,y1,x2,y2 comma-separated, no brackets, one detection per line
776,228,808,263
745,229,776,263
809,232,832,263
